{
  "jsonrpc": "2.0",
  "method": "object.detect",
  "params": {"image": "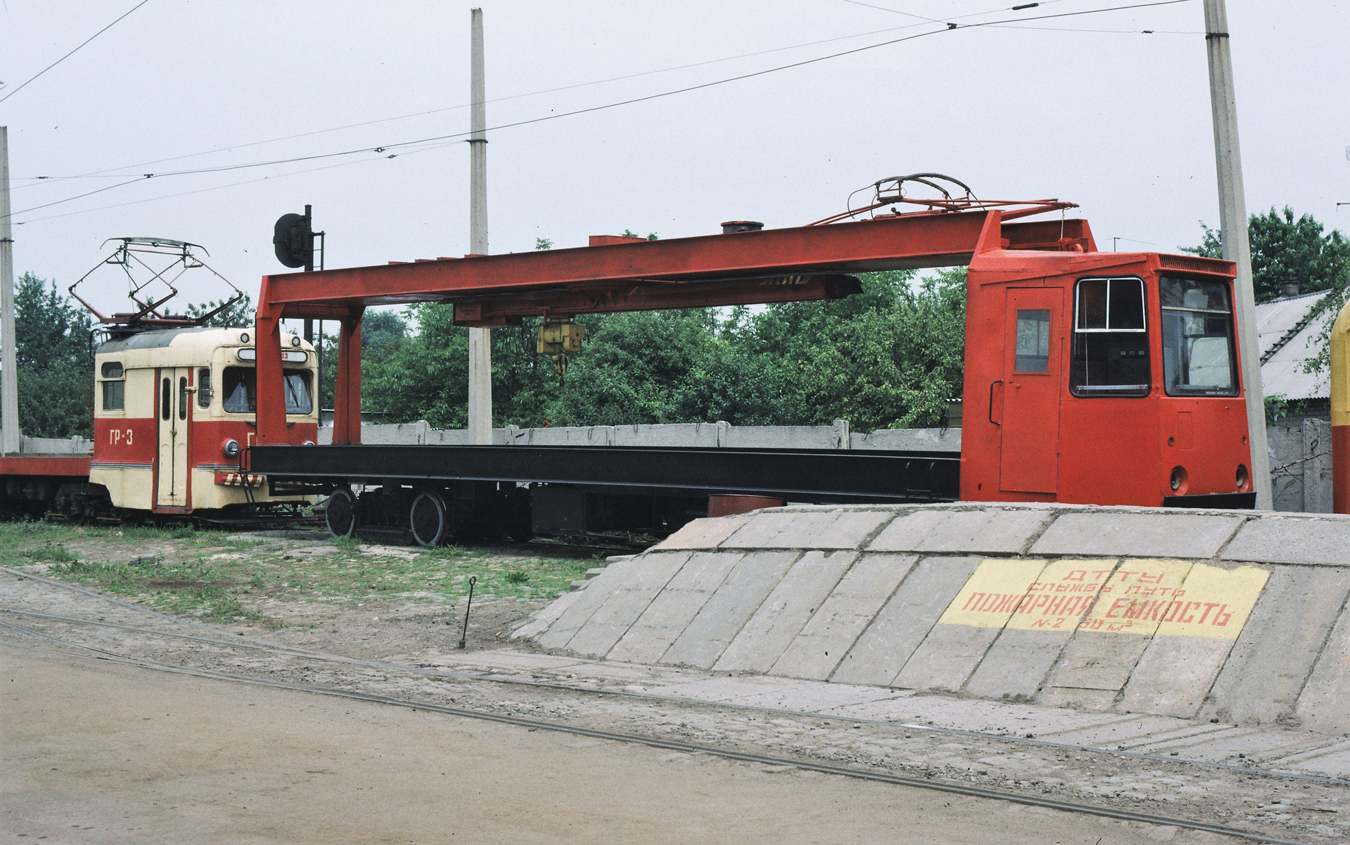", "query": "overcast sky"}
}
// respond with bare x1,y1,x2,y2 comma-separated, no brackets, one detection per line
1,1,1347,319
